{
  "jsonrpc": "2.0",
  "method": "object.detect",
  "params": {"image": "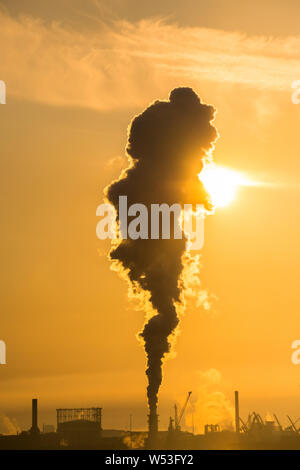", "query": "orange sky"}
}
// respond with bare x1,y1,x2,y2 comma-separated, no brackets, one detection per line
1,0,300,434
